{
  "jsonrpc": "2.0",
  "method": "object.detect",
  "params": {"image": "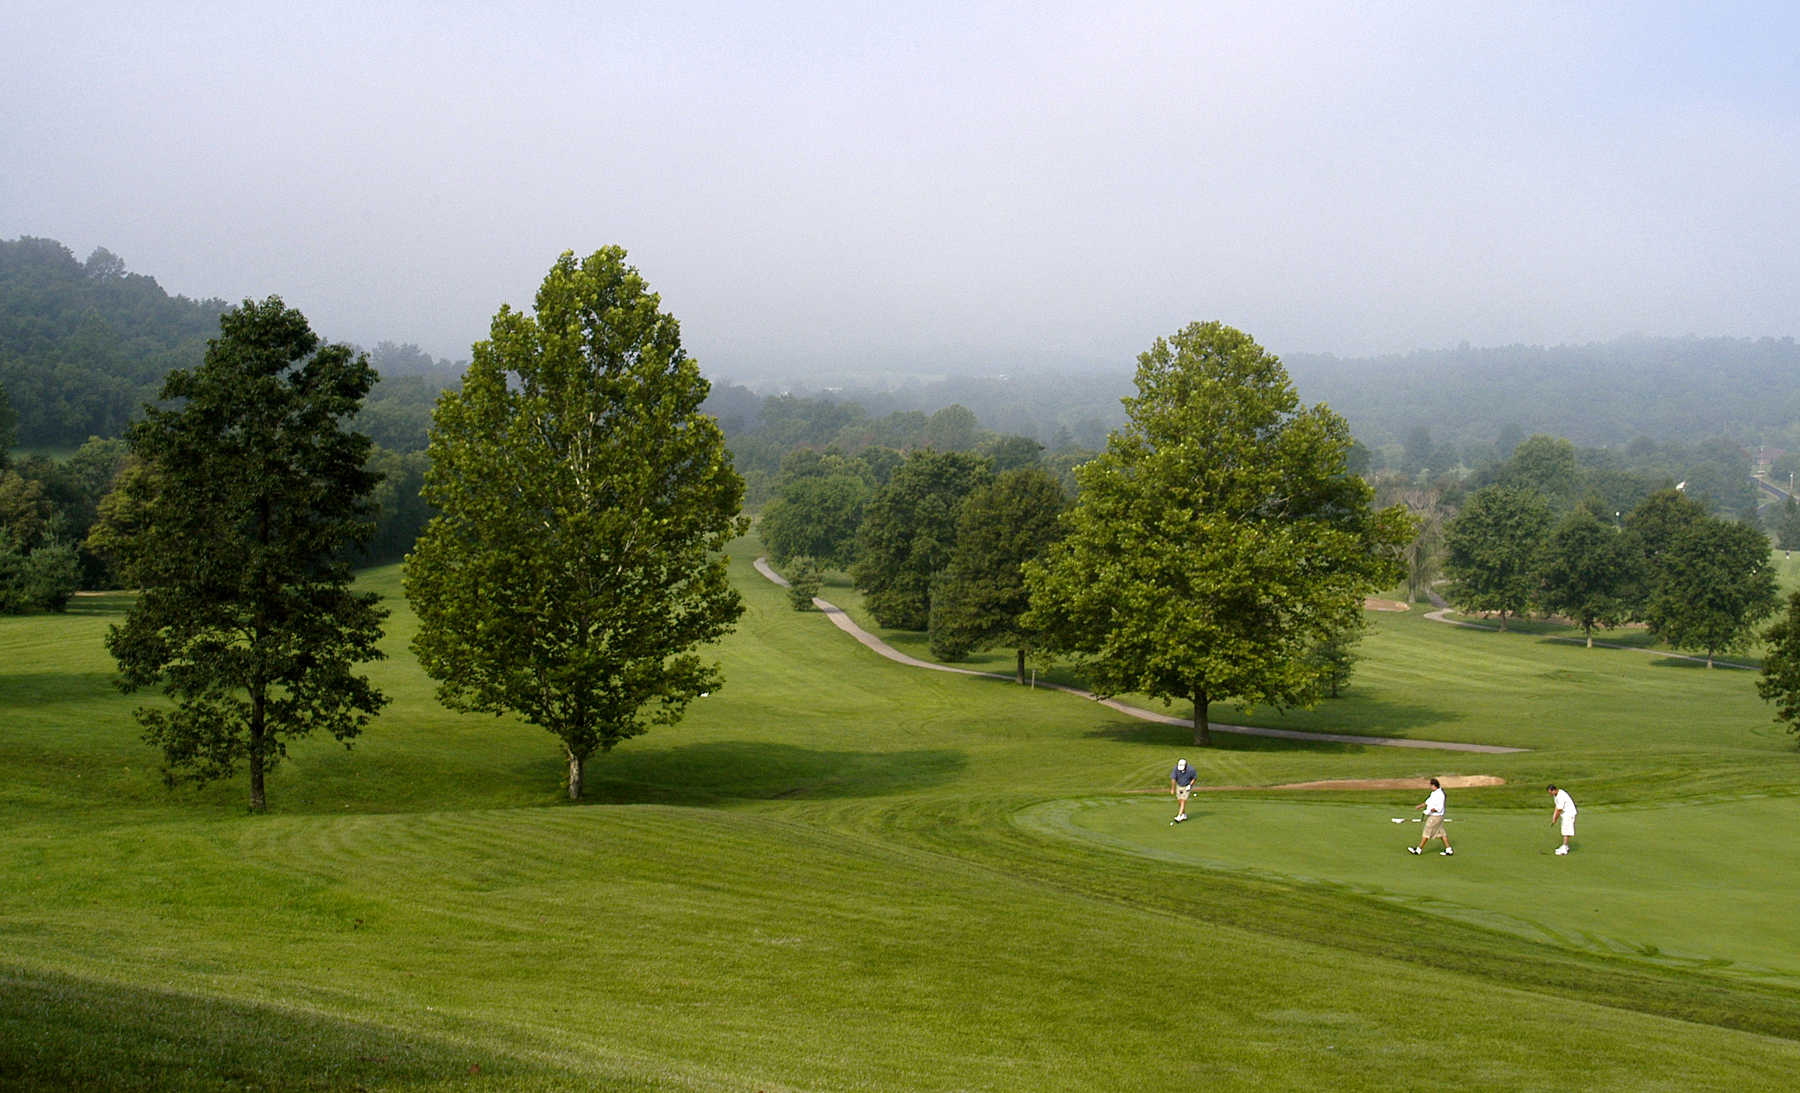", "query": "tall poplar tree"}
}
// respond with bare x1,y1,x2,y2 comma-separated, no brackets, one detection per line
100,298,388,811
404,248,747,799
1024,322,1413,746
